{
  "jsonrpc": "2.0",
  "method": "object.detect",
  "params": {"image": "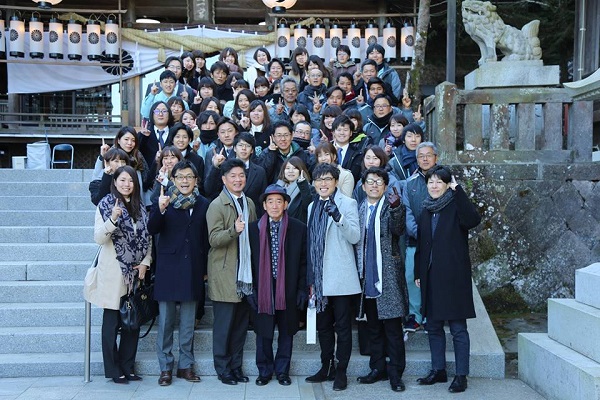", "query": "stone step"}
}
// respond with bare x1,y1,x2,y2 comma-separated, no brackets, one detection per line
0,226,93,243
0,196,94,211
519,332,600,400
0,243,98,261
0,302,104,327
0,281,85,303
548,298,600,364
0,325,442,355
0,169,92,182
0,181,91,196
576,263,600,309
0,261,90,281
0,211,94,226
0,350,456,379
